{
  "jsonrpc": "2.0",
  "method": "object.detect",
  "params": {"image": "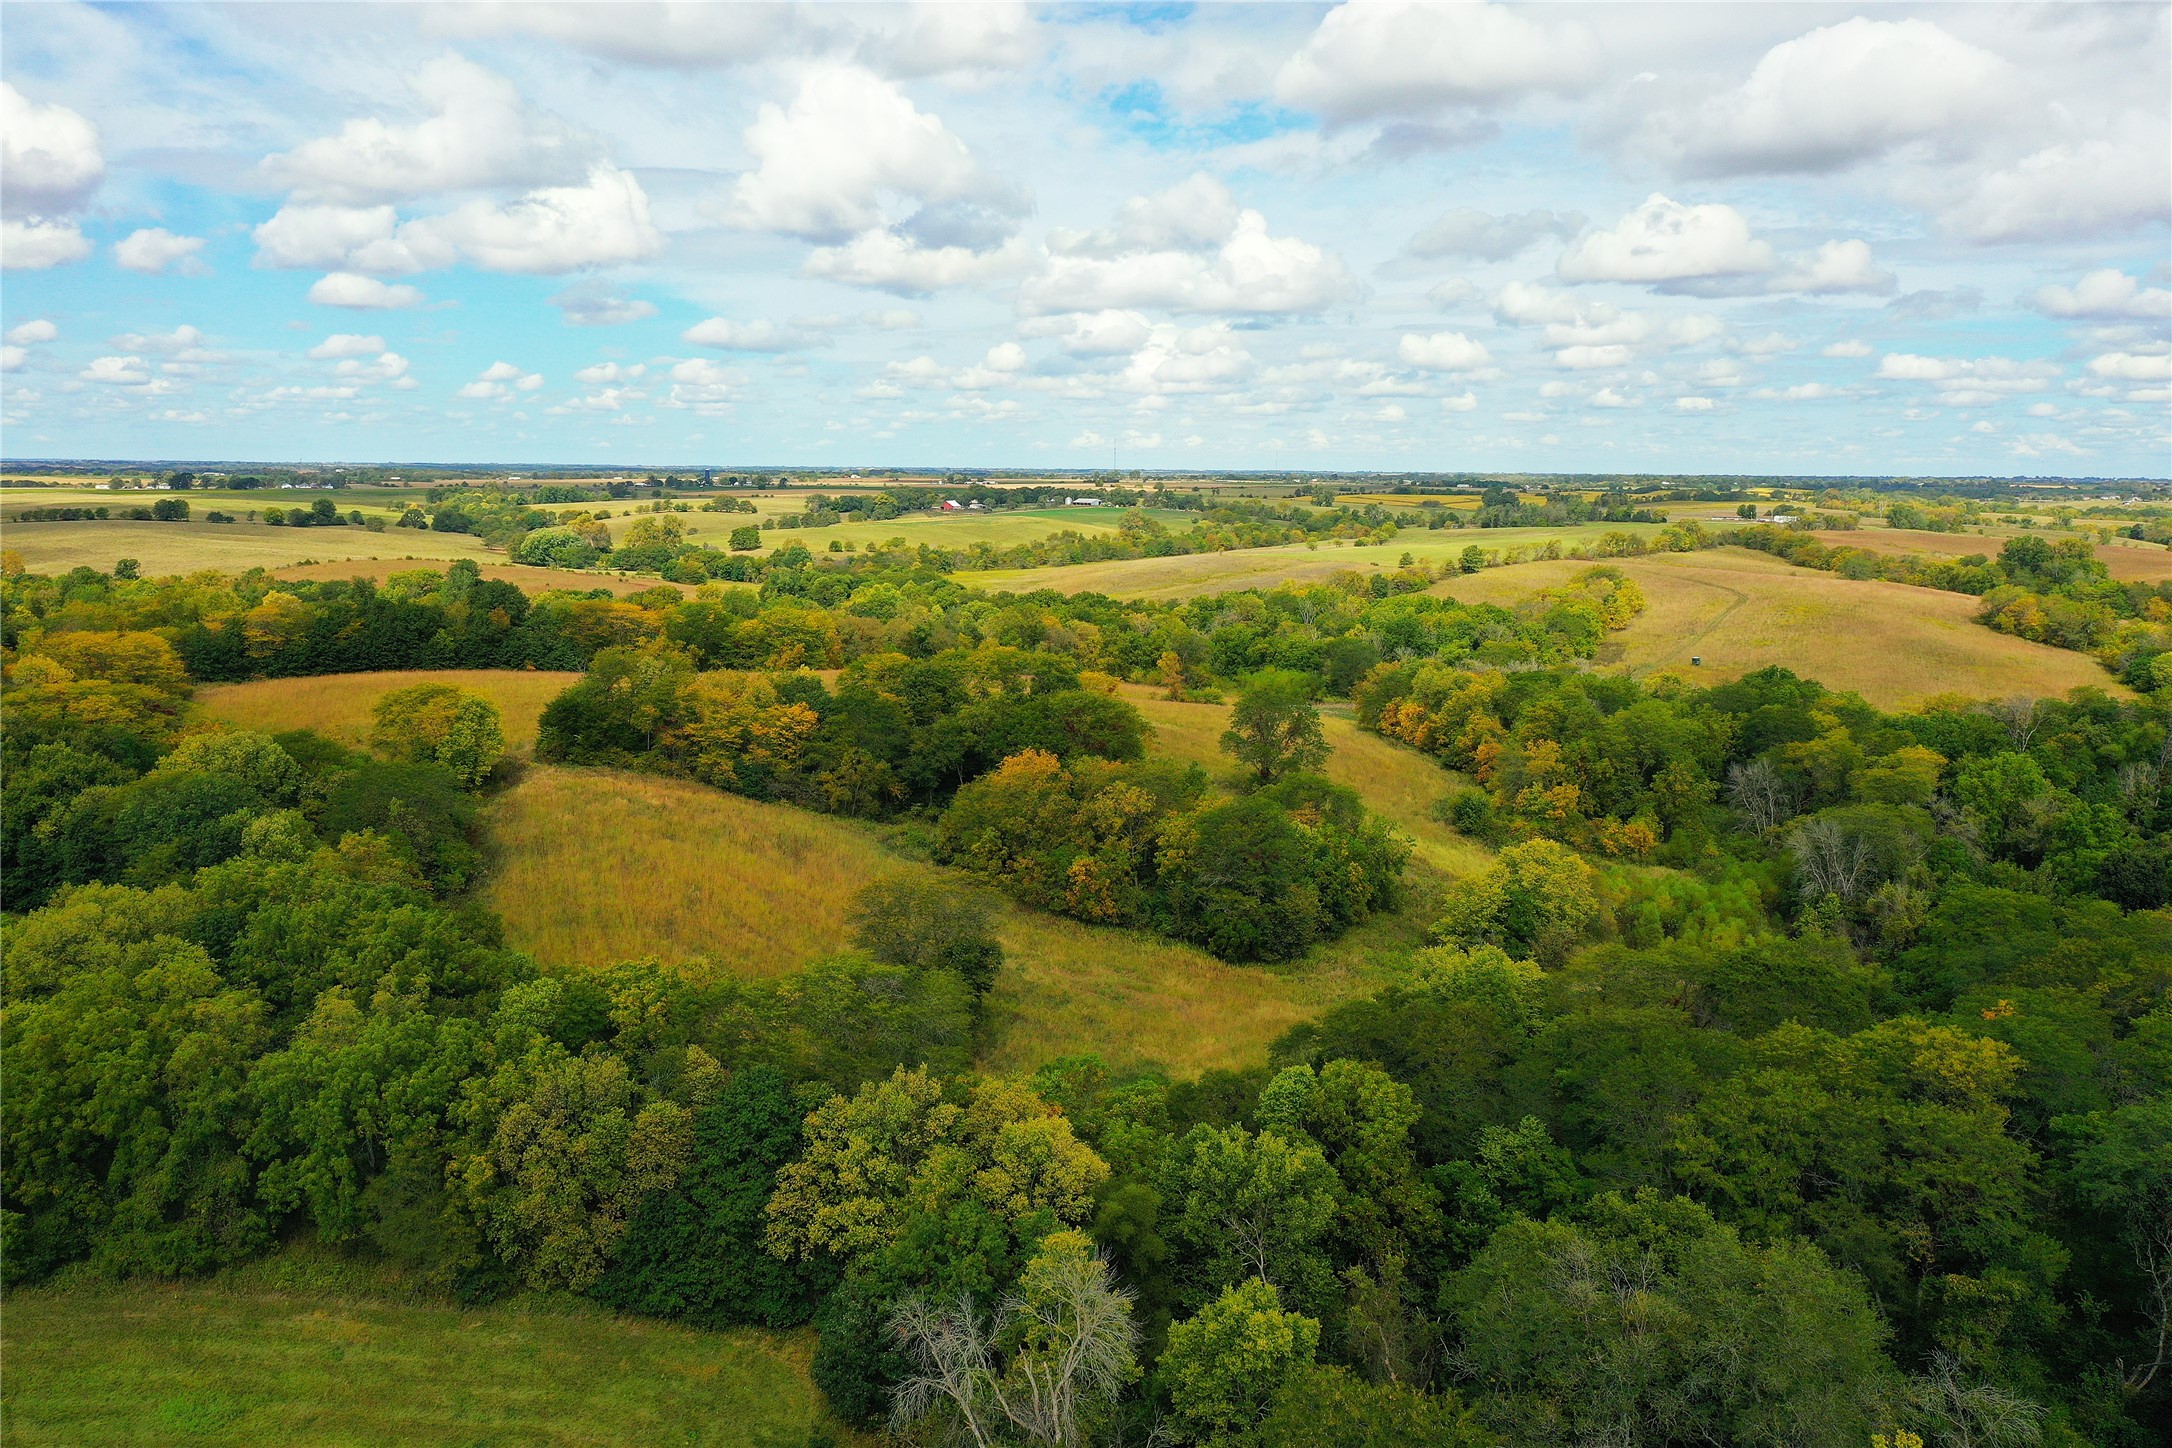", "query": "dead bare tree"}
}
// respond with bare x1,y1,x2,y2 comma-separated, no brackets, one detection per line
1789,815,1876,904
1727,757,1797,834
1986,696,2043,751
891,1242,1139,1448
